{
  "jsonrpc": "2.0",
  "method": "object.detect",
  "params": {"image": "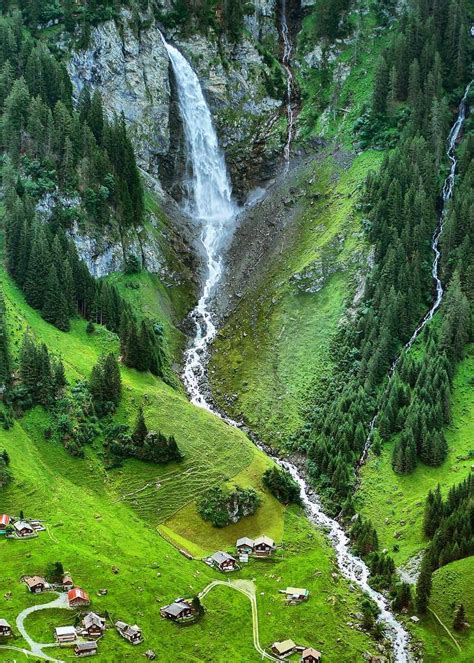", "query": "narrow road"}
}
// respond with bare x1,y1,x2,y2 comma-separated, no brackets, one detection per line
199,579,279,661
14,592,70,662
